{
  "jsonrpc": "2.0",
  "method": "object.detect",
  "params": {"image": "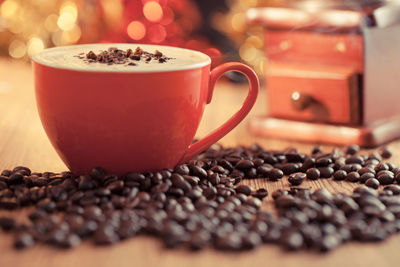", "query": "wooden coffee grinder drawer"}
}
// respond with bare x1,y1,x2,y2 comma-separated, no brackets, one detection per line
267,62,360,125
